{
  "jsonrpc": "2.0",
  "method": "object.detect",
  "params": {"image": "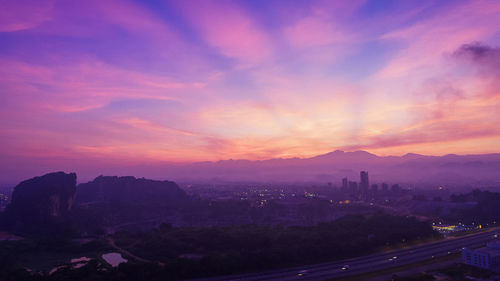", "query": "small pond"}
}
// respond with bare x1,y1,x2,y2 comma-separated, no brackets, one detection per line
102,252,127,267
